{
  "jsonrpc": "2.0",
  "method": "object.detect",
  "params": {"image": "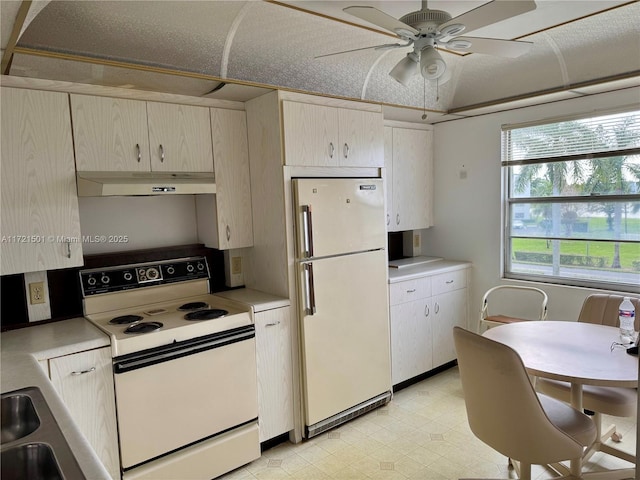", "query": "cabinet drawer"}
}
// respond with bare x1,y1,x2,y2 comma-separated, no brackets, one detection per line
431,269,466,295
389,277,431,305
